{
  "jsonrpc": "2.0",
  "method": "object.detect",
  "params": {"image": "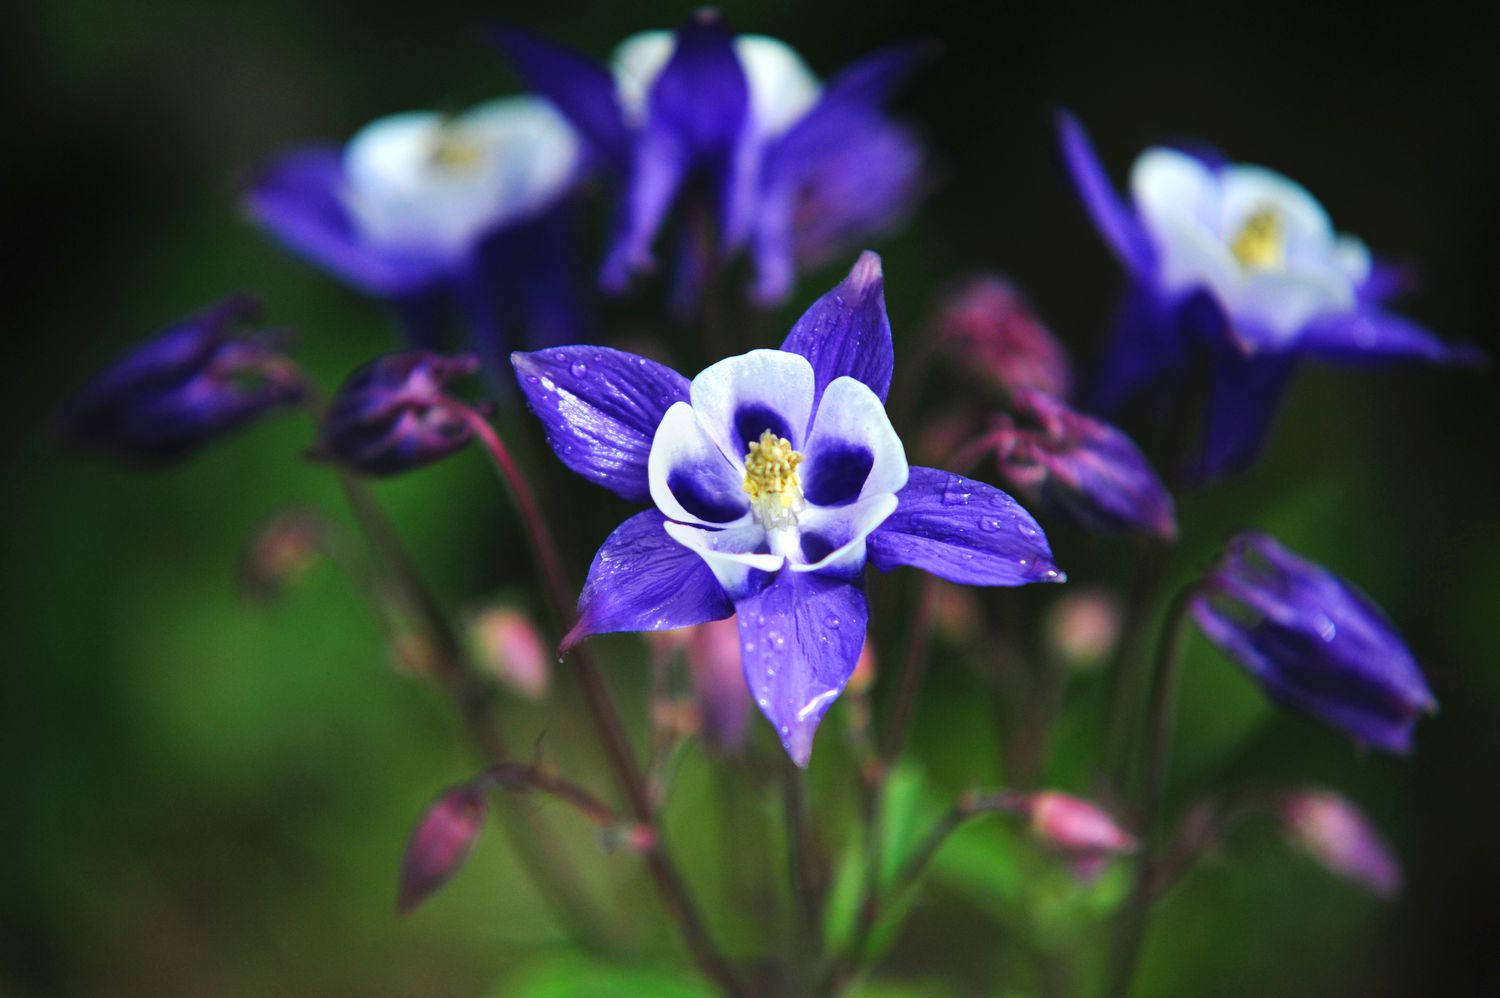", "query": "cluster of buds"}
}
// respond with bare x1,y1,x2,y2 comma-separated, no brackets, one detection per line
930,274,1074,399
